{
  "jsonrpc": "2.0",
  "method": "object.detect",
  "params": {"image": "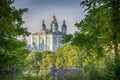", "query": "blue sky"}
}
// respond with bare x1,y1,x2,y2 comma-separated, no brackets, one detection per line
14,0,85,34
